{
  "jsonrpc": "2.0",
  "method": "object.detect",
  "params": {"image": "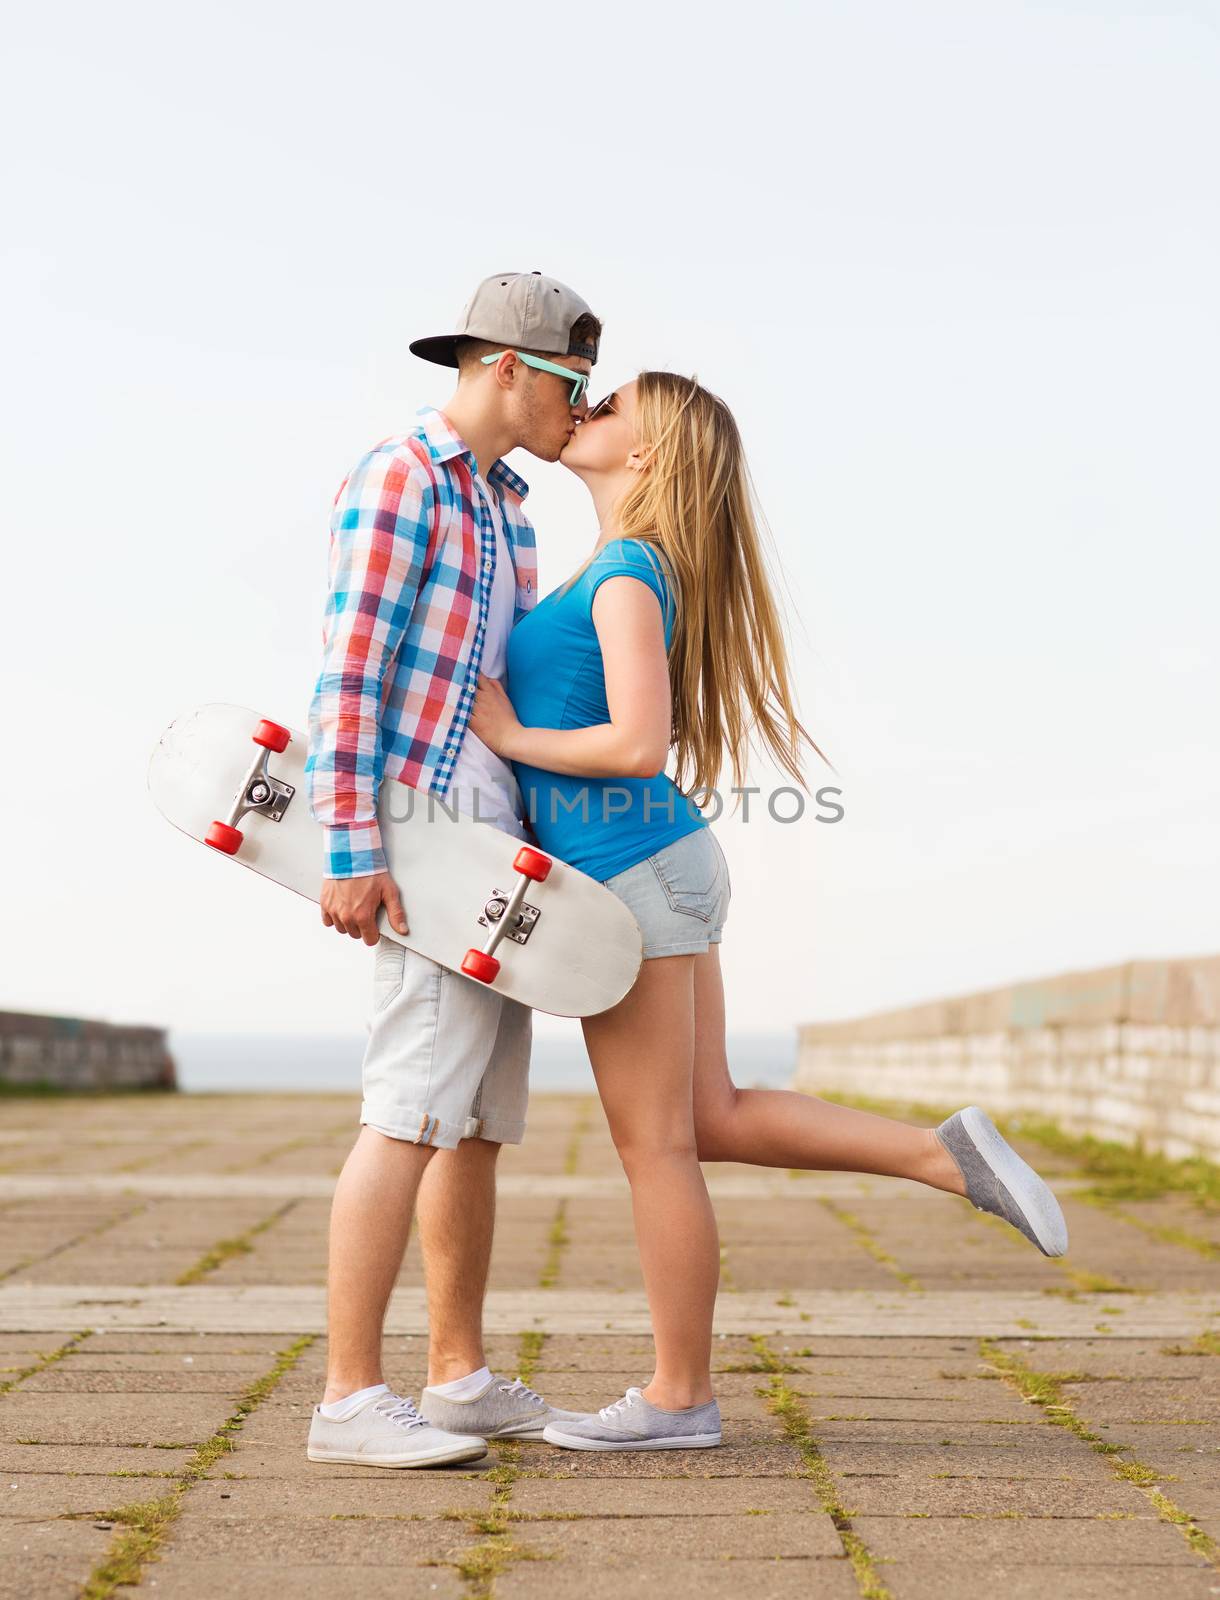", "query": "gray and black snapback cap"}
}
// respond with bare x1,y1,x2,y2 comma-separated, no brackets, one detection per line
410,270,599,368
